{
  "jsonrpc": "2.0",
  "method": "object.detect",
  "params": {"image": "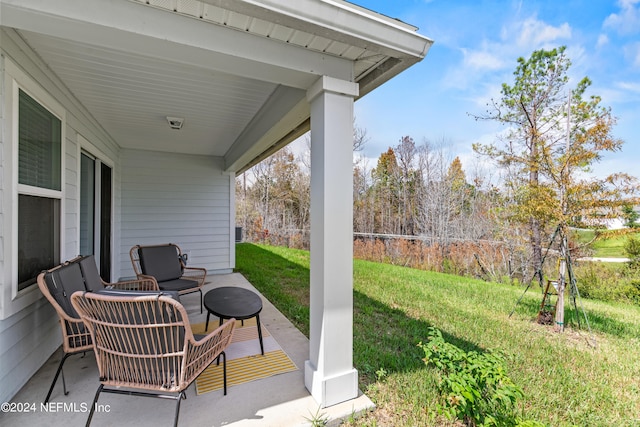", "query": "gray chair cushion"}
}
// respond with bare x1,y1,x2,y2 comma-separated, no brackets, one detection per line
95,288,181,302
78,255,104,291
138,245,183,282
156,278,199,292
45,262,86,318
